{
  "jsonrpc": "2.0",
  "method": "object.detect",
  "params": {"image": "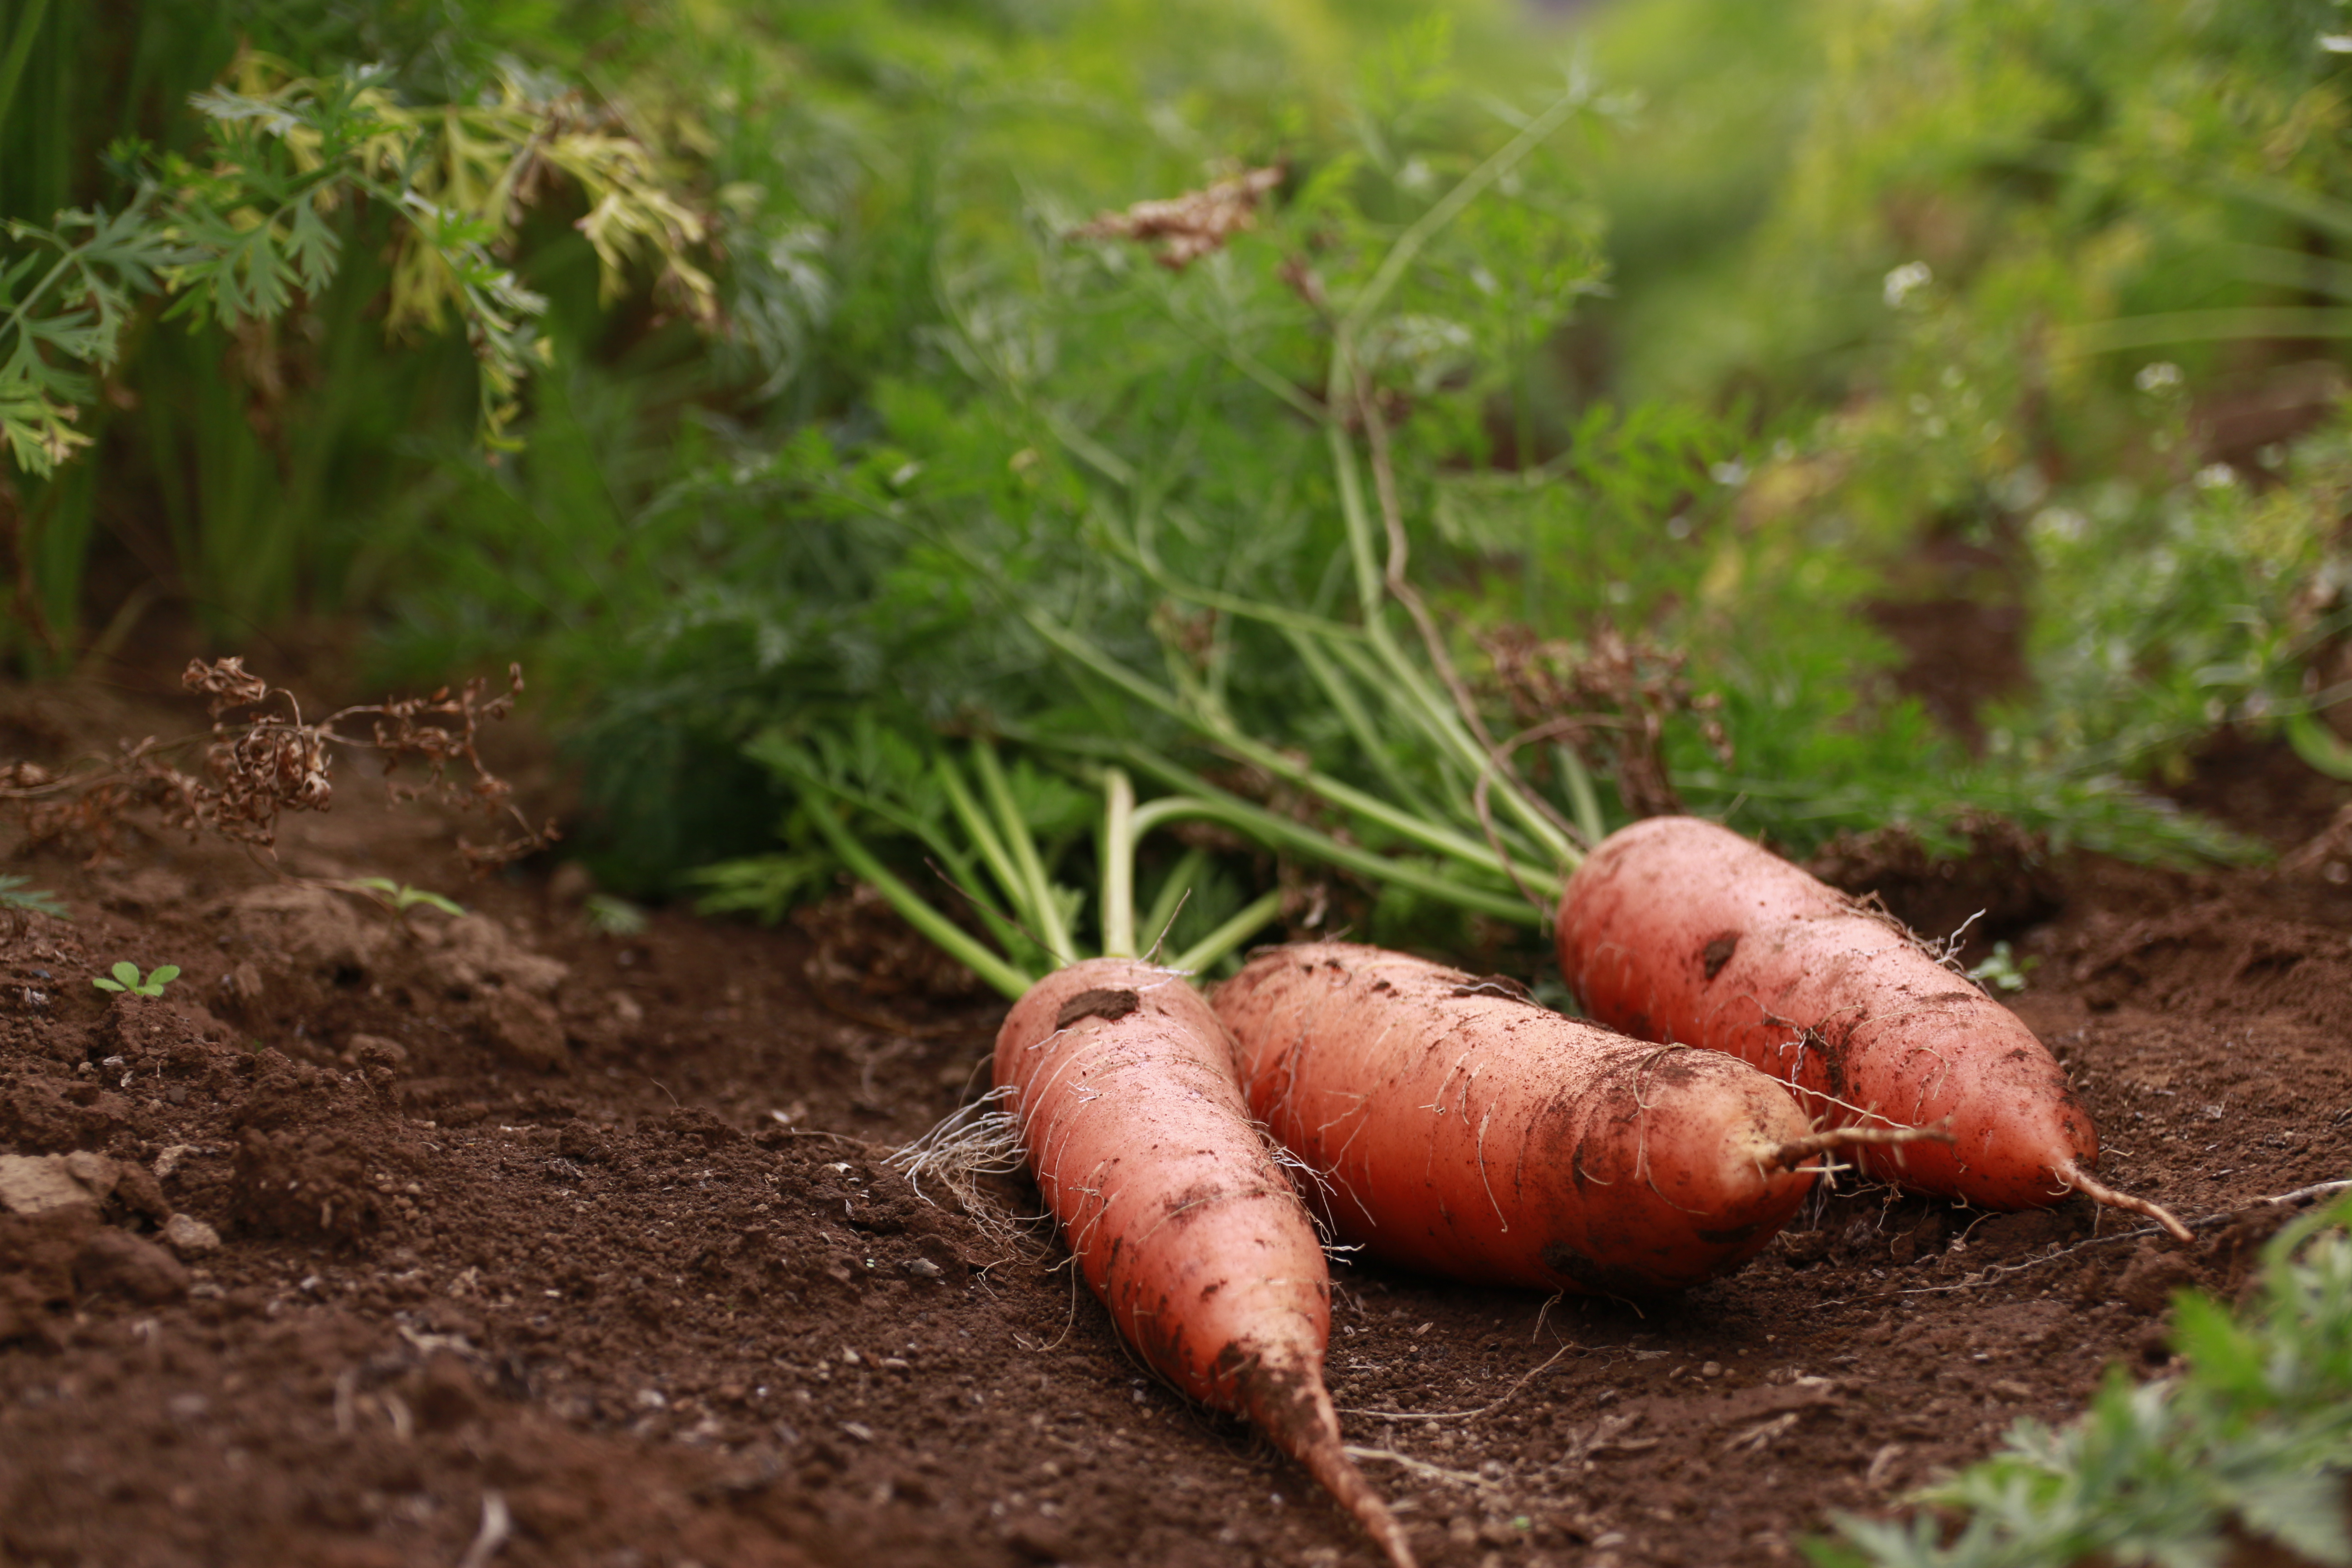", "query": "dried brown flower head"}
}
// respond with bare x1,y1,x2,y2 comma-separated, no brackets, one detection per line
1071,166,1284,270
1480,626,1732,822
4,657,556,870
